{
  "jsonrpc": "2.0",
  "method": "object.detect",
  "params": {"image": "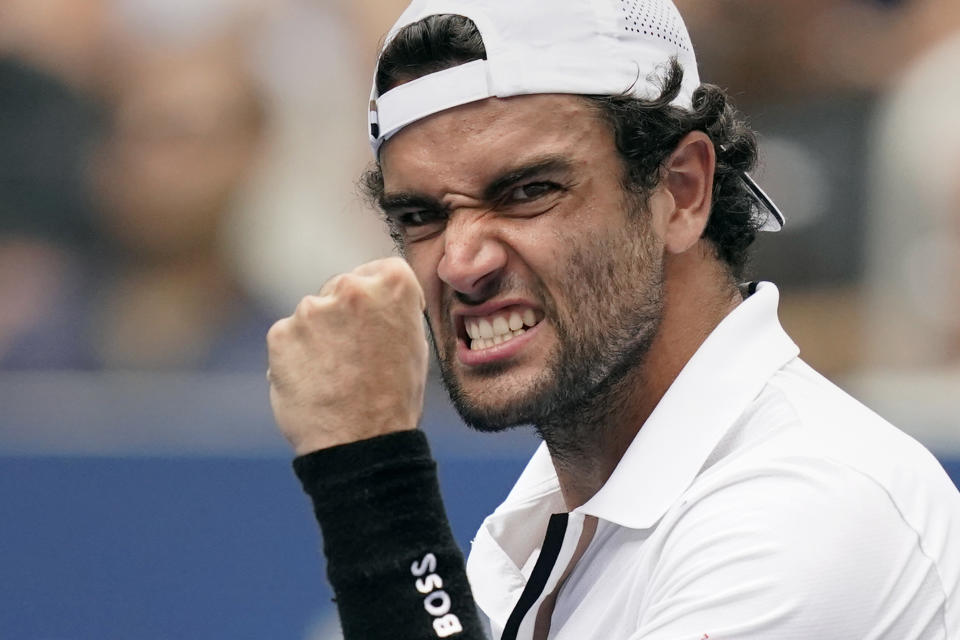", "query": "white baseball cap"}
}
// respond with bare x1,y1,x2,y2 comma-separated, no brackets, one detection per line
368,0,784,232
